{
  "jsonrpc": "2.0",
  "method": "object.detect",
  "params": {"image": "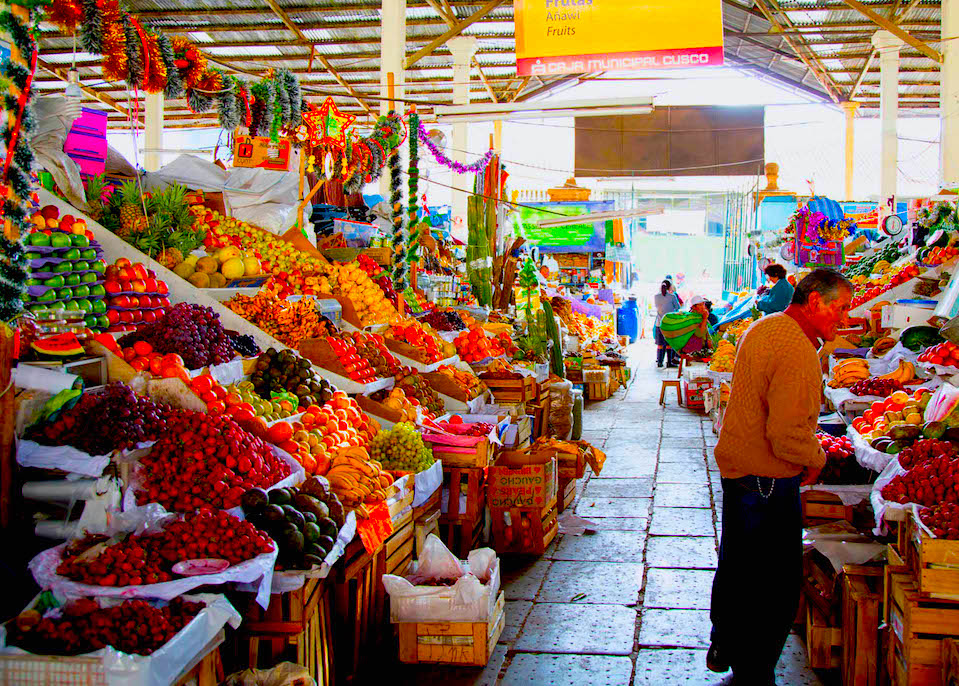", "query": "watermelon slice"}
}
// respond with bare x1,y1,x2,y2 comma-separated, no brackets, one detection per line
30,332,83,359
